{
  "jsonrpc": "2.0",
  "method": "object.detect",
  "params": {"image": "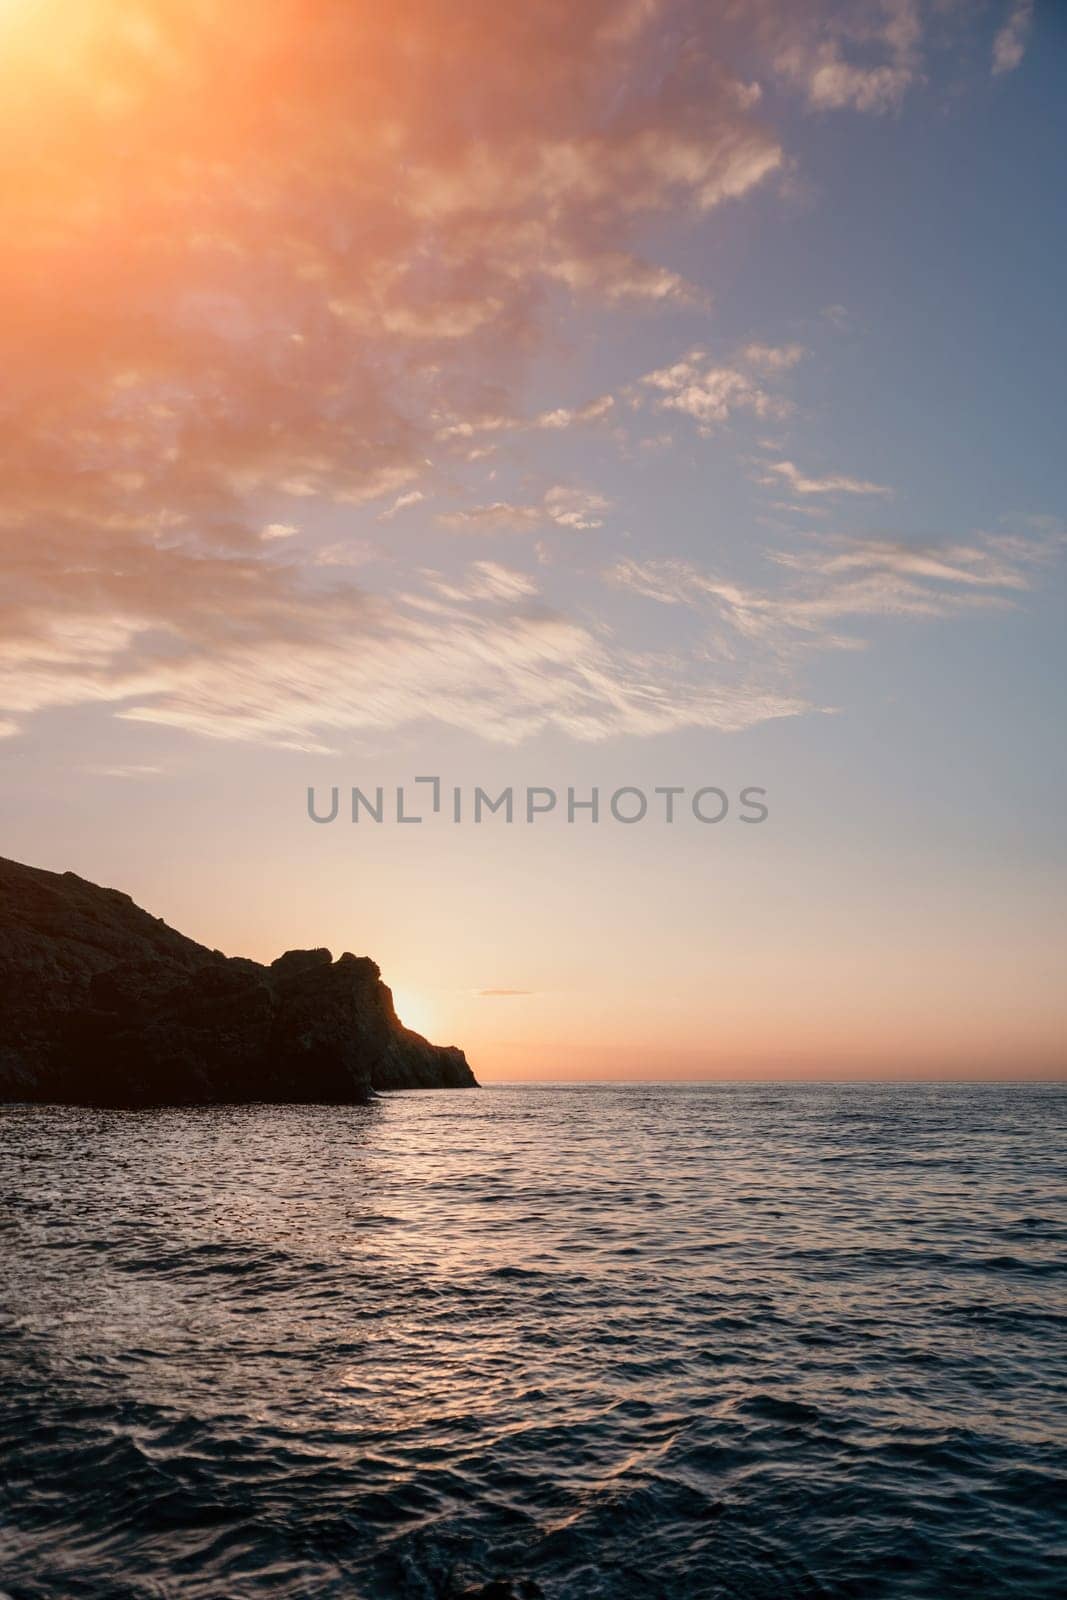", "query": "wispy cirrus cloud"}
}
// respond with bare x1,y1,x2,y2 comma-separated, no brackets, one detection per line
0,543,809,751
80,764,166,780
425,562,542,603
771,536,1035,590
378,490,426,522
759,459,893,497
609,526,1055,660
1,508,1058,753
435,394,616,445
435,503,546,535
992,0,1034,75
437,487,611,534
534,396,617,432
